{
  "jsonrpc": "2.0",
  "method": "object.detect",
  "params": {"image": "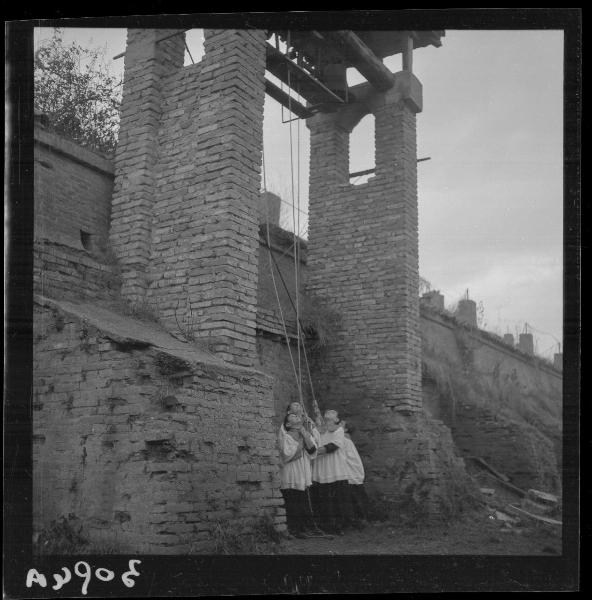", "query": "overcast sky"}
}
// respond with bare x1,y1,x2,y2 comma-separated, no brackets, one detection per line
34,27,564,358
